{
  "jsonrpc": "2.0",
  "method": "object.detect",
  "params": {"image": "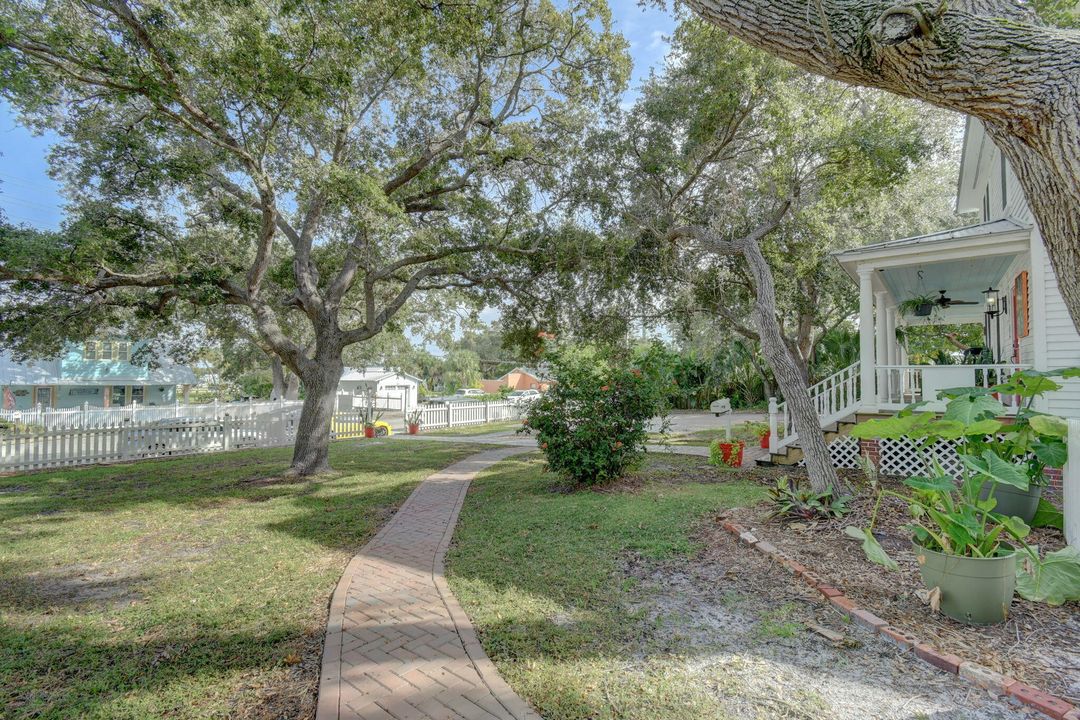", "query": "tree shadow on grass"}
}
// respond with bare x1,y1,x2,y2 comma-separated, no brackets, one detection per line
2,622,317,720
